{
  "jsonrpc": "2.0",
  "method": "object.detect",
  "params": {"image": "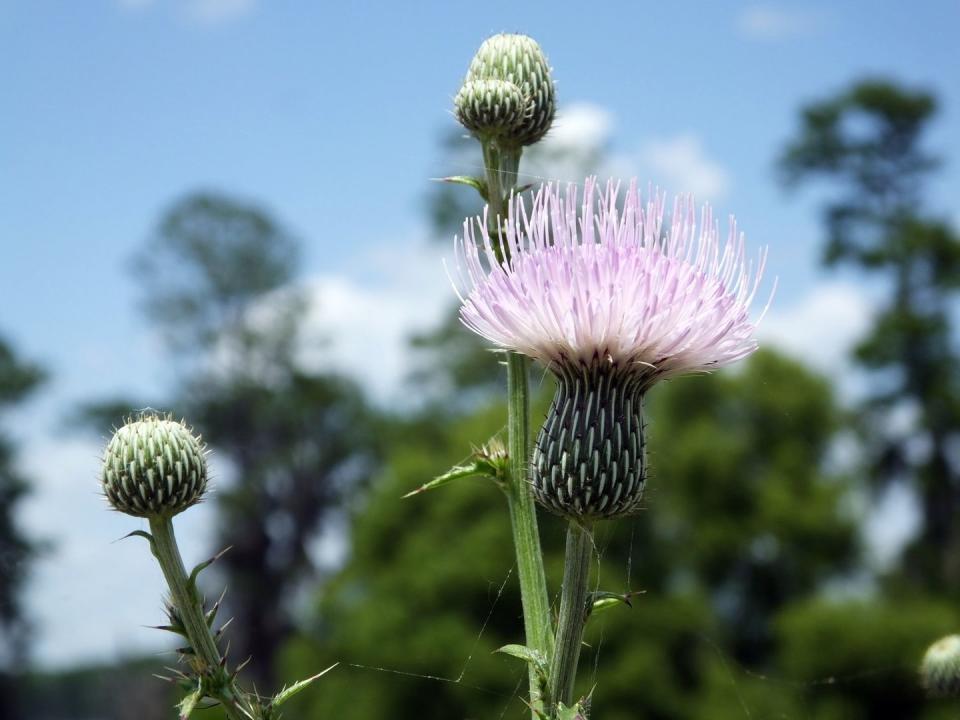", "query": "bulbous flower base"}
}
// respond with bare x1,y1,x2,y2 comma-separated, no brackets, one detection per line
101,414,208,519
532,360,647,519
